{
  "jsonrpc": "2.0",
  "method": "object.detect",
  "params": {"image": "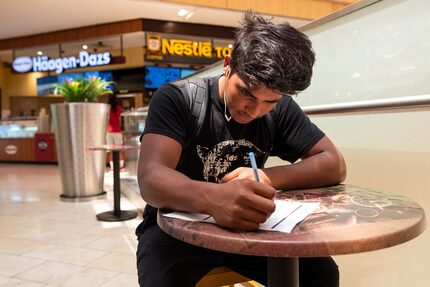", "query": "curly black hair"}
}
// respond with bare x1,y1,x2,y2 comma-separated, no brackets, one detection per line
229,11,315,95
